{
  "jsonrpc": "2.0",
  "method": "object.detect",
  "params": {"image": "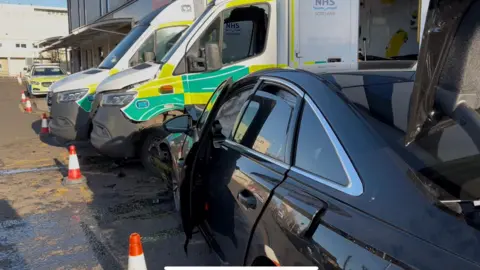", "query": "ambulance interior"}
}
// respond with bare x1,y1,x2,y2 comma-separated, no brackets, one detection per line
358,0,421,68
